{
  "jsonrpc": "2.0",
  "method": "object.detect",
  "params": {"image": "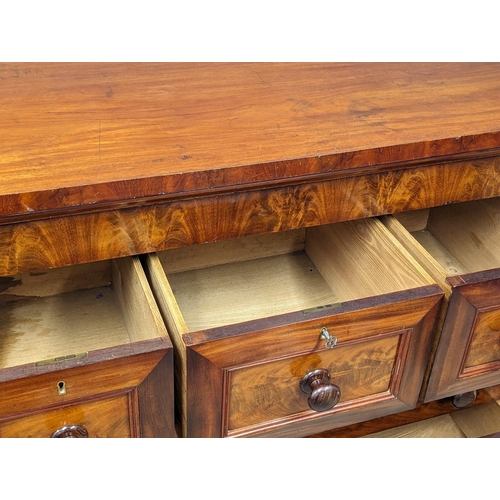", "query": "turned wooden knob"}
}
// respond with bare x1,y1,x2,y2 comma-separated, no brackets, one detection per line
51,425,89,438
451,390,477,409
300,368,341,412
